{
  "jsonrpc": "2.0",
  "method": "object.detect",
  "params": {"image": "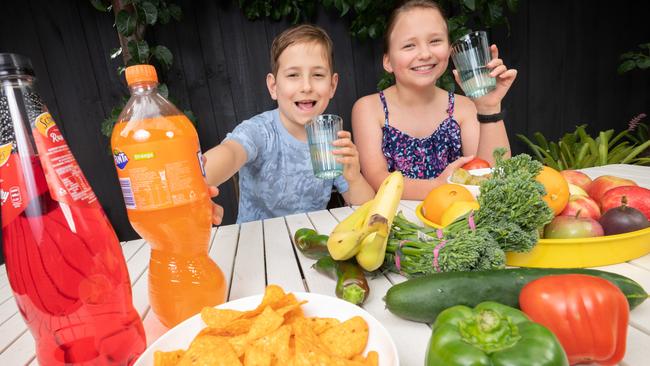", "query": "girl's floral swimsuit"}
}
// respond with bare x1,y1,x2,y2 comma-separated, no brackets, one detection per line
380,90,462,179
